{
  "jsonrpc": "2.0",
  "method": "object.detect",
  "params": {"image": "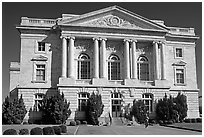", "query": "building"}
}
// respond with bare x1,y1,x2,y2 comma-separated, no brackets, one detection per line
10,5,200,121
